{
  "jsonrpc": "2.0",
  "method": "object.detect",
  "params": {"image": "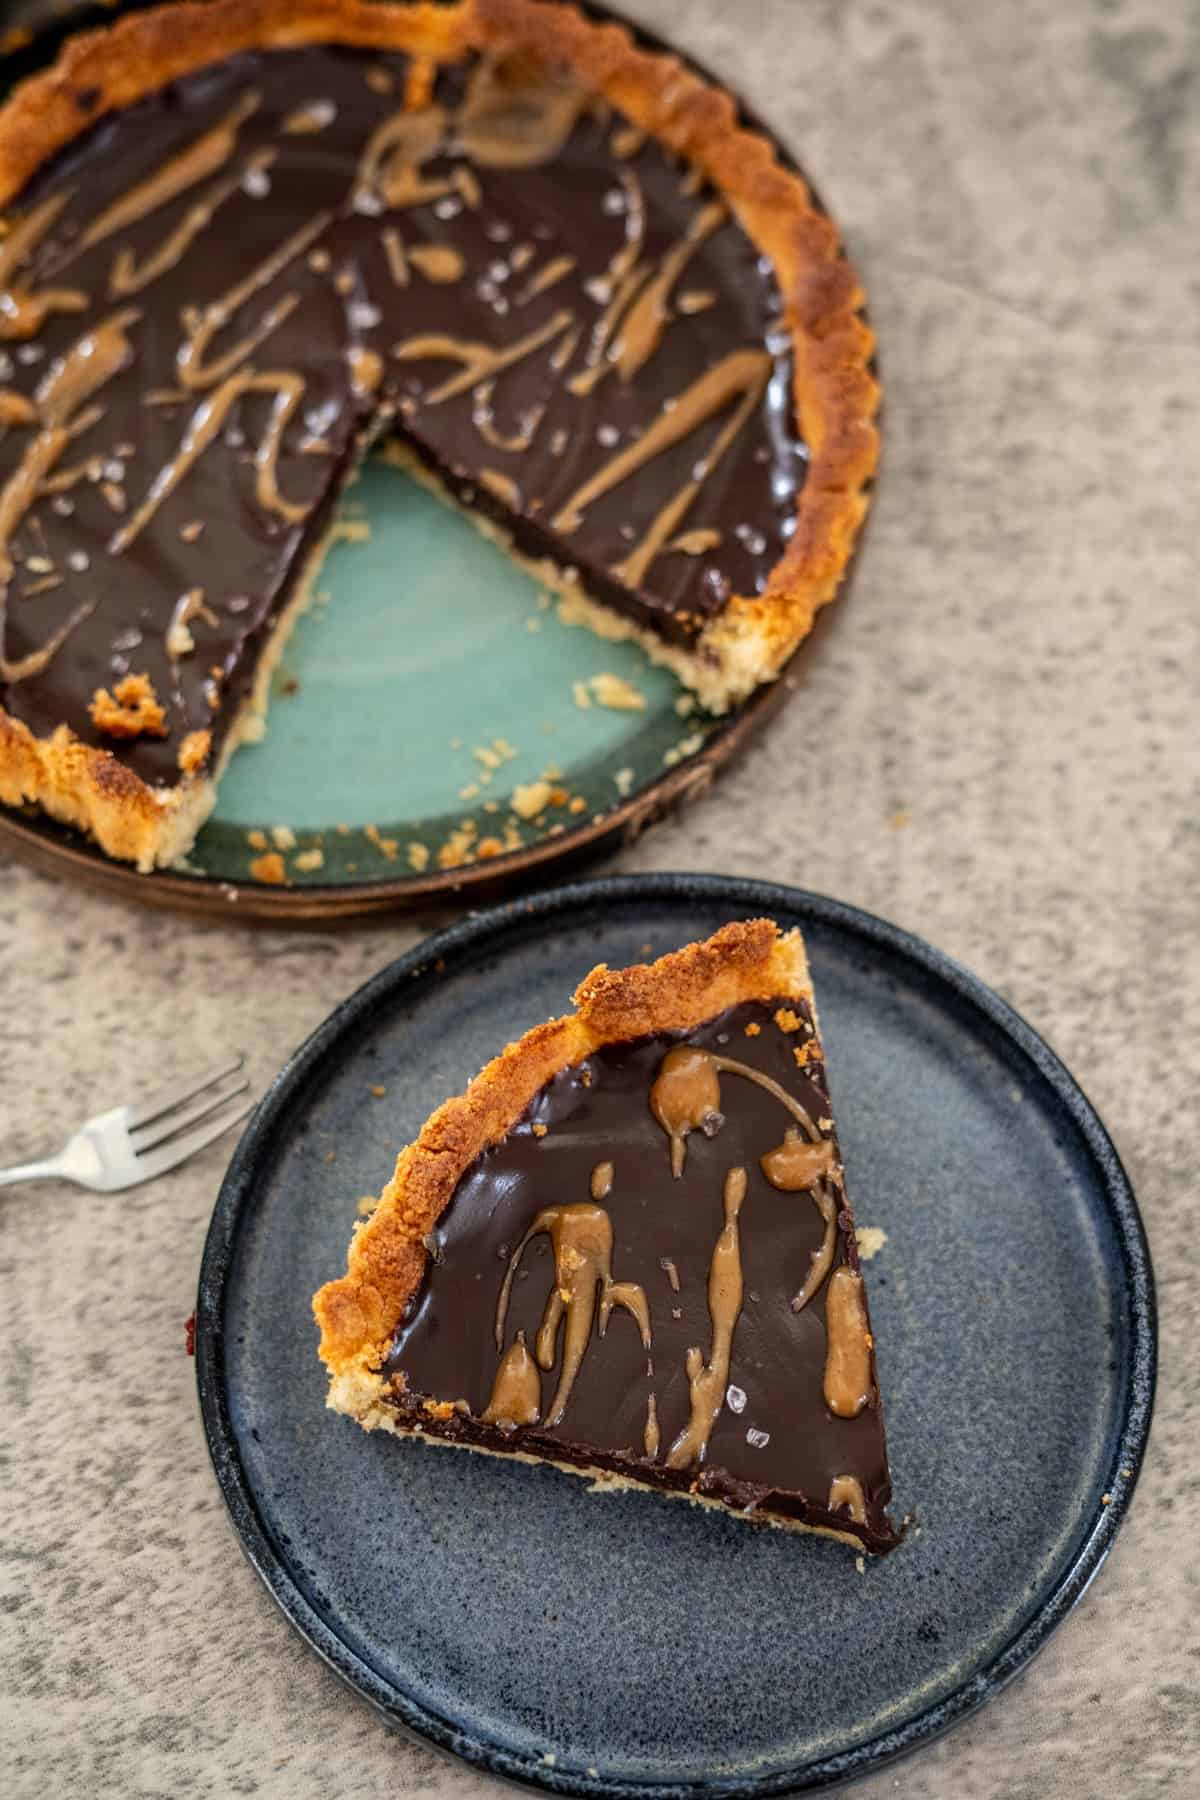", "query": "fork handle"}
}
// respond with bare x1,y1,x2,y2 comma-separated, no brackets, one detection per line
0,1157,69,1188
